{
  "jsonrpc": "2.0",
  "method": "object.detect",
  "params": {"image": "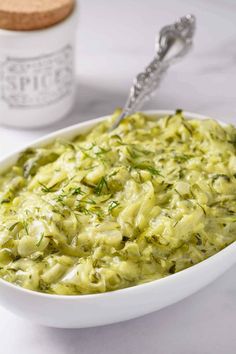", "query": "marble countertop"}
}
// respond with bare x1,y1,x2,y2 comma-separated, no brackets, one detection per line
0,0,235,353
